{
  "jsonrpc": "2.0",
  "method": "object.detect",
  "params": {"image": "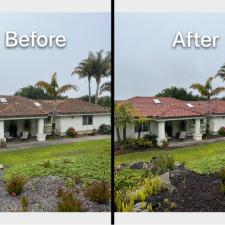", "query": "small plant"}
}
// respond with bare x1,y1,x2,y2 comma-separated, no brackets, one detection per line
152,153,175,173
63,159,72,164
219,167,225,182
71,175,82,184
0,139,7,148
58,191,83,212
121,138,153,151
218,127,225,136
143,176,164,196
170,202,177,209
115,191,134,212
98,124,111,135
85,181,110,204
20,196,29,212
42,160,51,168
161,138,169,149
5,175,26,196
66,127,78,138
135,188,146,202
